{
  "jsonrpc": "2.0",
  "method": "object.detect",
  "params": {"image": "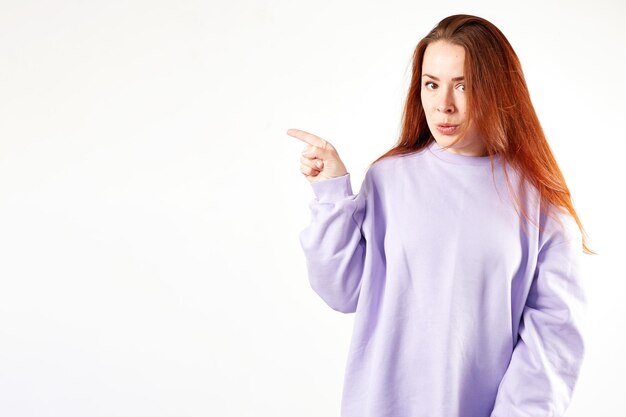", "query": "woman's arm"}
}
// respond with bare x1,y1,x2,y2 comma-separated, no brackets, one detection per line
288,128,367,313
299,172,369,314
490,214,587,416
